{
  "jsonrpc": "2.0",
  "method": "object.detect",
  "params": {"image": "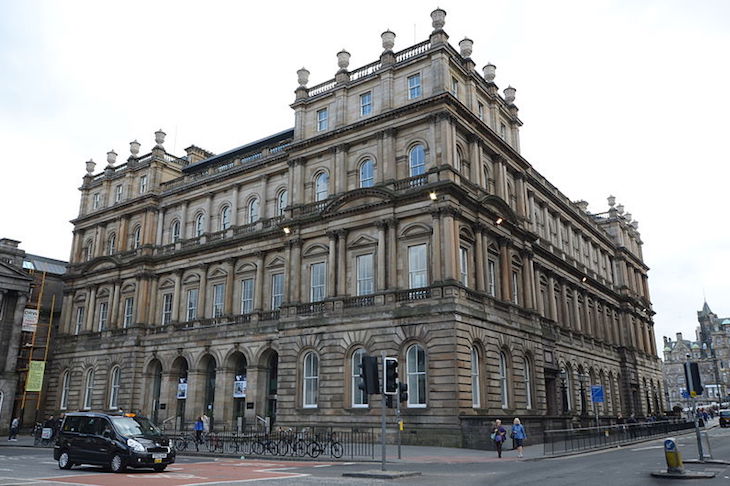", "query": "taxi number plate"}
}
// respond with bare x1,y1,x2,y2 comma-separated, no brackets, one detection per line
152,453,166,460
